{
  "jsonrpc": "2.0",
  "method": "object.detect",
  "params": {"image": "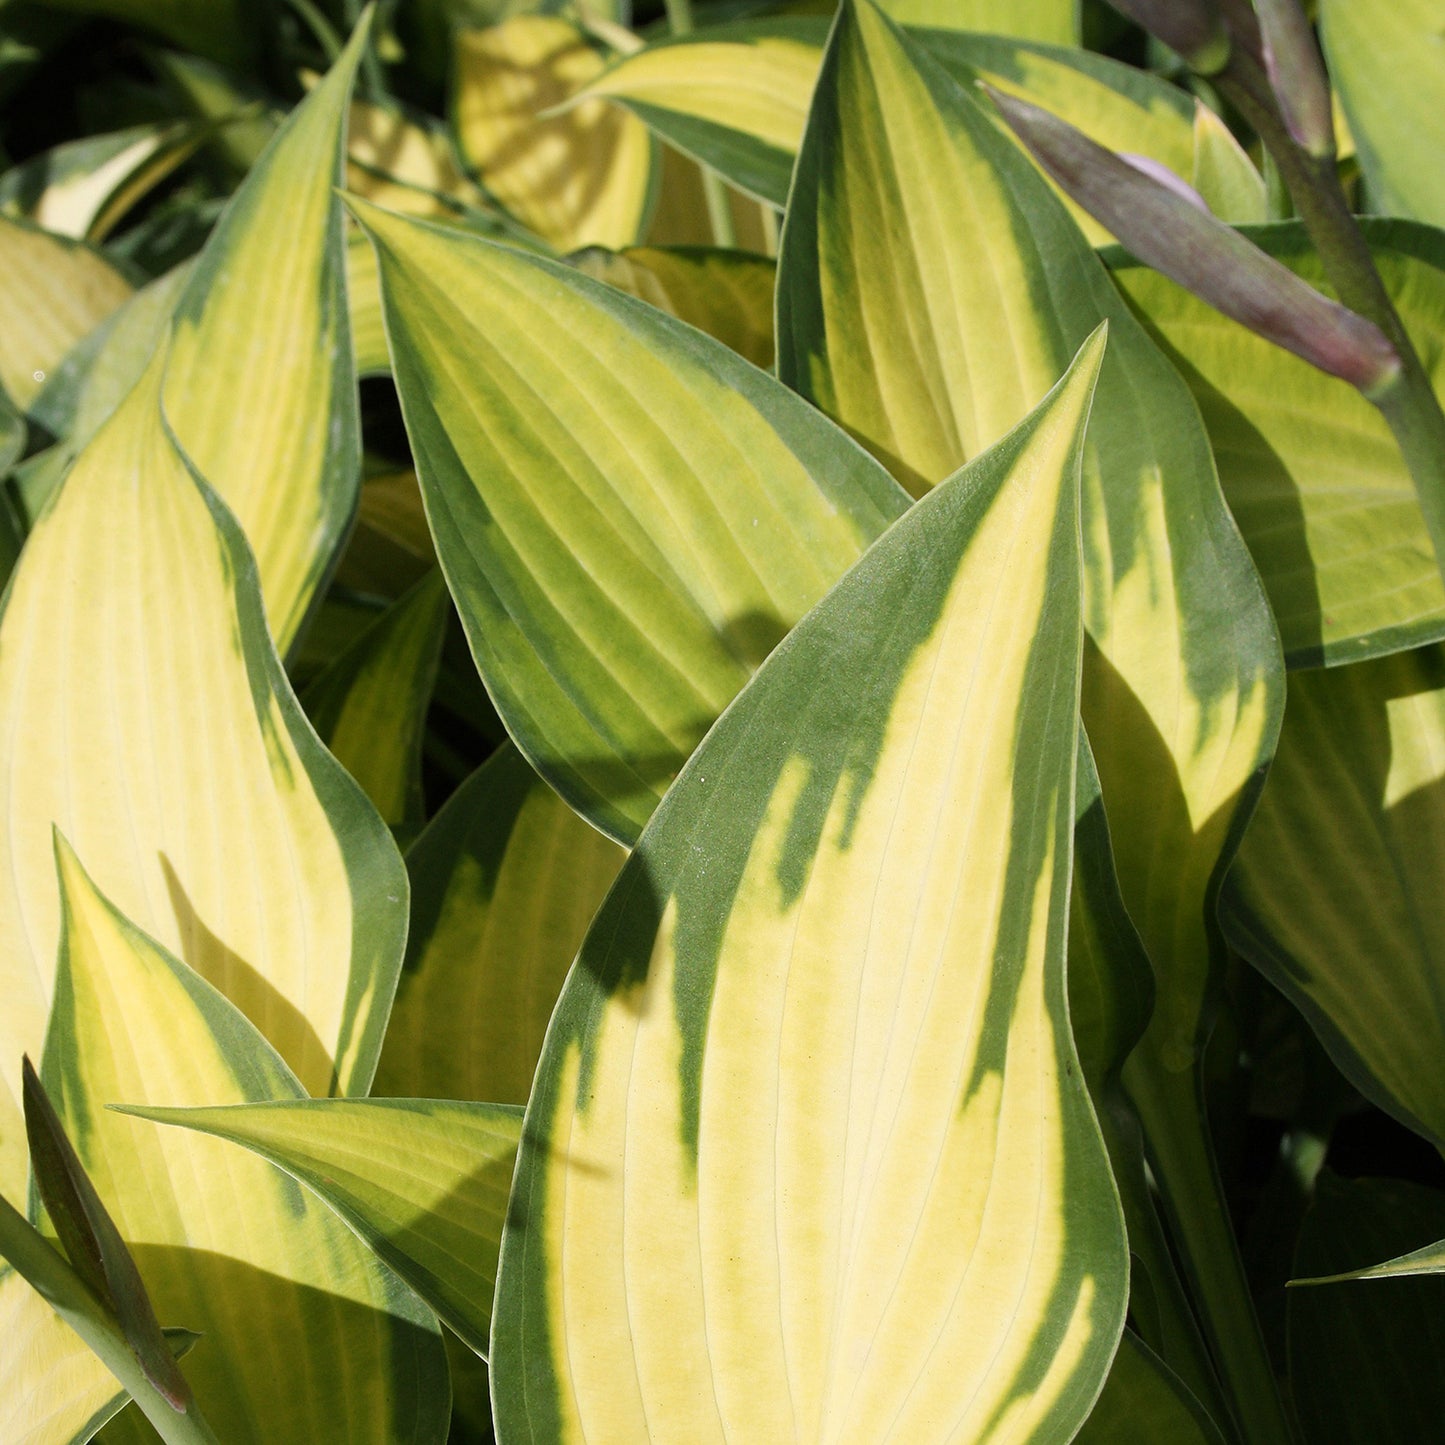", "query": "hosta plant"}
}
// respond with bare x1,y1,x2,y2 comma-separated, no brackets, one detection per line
1,0,1444,1440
